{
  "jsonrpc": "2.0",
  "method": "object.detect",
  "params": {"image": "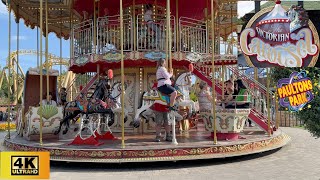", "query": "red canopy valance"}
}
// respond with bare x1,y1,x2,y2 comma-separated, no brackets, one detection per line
73,0,217,20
